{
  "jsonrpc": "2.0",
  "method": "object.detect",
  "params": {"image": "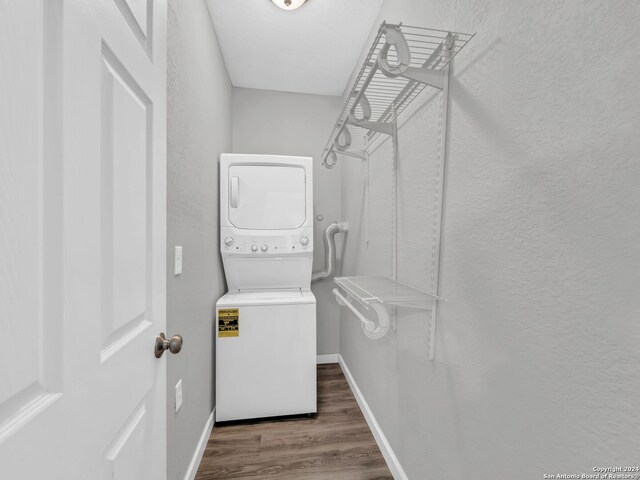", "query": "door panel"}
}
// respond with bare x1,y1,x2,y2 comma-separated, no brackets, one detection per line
100,45,151,356
0,0,167,478
229,165,306,229
0,0,63,447
0,154,42,405
103,403,148,480
112,0,153,57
